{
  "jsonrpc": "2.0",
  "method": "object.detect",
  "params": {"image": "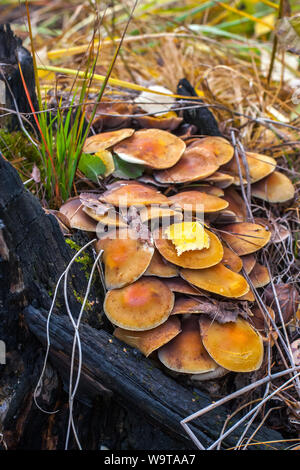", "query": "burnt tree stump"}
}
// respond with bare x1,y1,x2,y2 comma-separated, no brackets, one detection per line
0,154,287,450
